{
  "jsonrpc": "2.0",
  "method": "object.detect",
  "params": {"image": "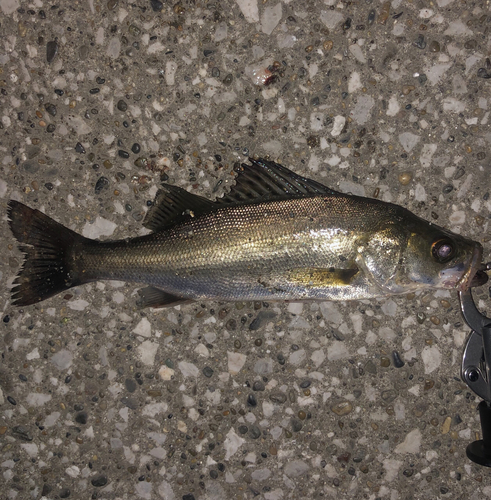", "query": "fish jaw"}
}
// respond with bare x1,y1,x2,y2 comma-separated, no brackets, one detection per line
454,244,488,290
